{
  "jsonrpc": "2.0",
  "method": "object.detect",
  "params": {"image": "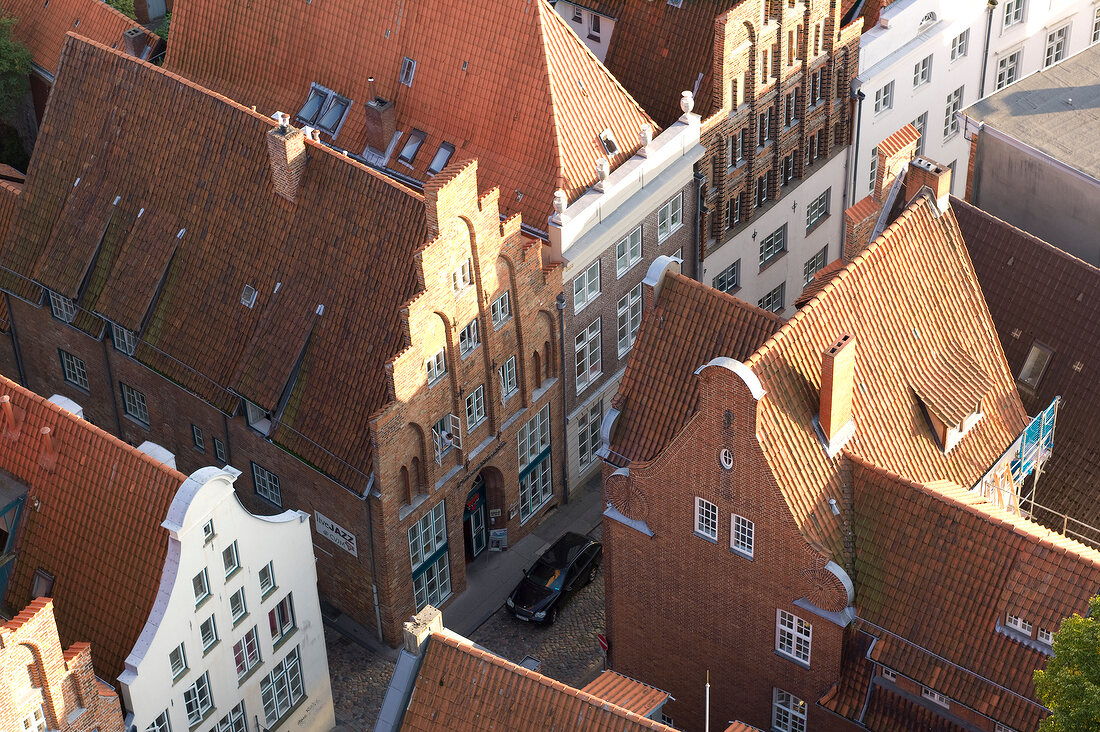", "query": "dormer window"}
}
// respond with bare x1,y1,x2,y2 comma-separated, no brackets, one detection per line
427,143,455,175
913,343,990,454
398,129,426,165
598,128,620,156
244,400,272,436
452,259,473,292
588,12,601,41
1006,613,1032,634
1017,342,1053,390
241,285,258,308
112,323,137,356
400,57,417,87
48,291,76,323
296,83,352,137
